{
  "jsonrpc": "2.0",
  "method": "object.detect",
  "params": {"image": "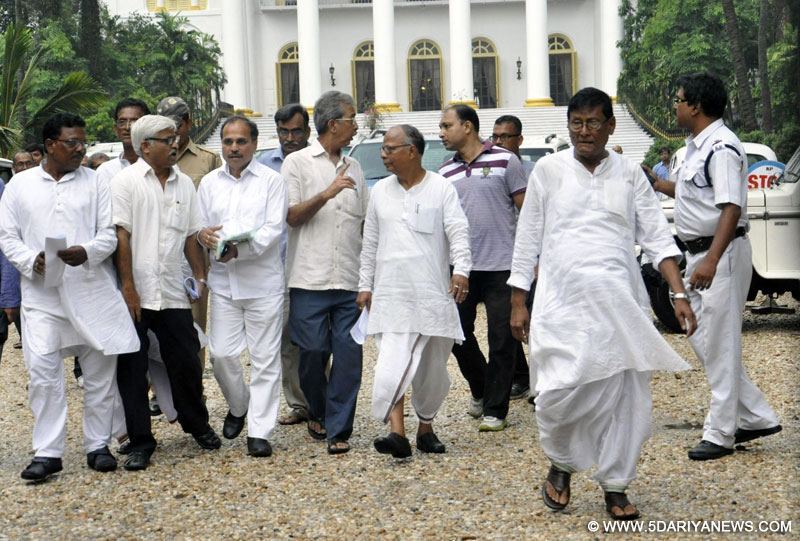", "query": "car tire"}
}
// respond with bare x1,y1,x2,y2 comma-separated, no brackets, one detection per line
641,262,685,334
